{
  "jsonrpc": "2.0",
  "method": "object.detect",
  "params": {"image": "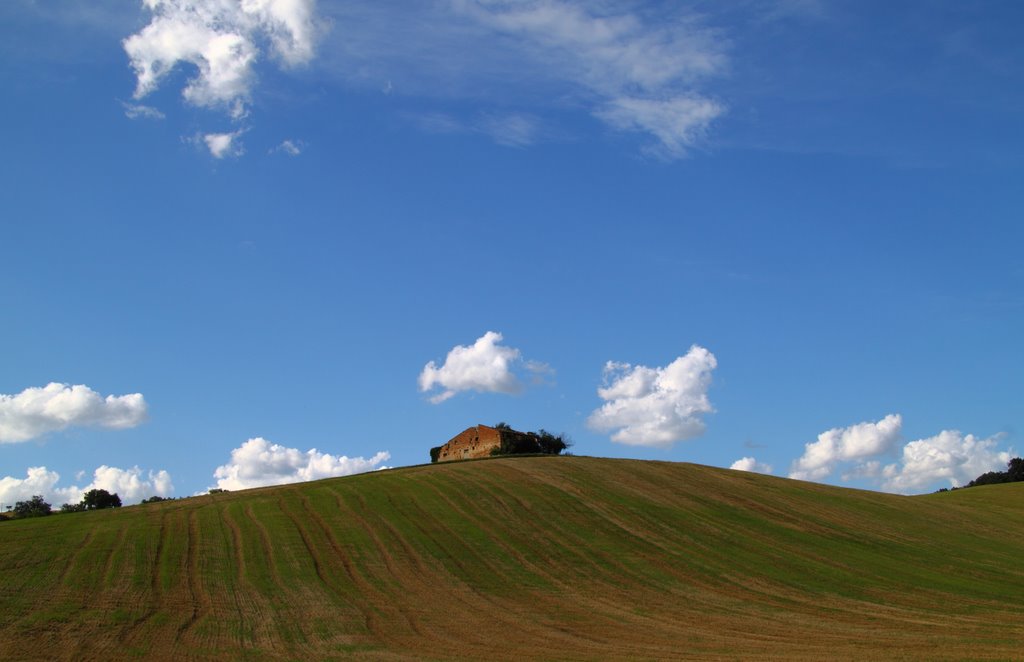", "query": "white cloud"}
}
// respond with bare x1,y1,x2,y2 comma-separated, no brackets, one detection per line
730,457,773,474
788,414,902,482
840,460,884,481
524,359,556,386
419,331,529,404
203,130,244,158
587,345,717,448
786,415,1013,494
124,0,319,120
325,2,727,157
596,96,723,159
0,465,173,507
86,465,174,503
405,111,541,147
0,383,148,443
211,437,390,491
273,139,303,155
476,112,541,147
409,112,467,135
0,467,67,507
451,0,727,157
879,430,1012,493
123,102,166,120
